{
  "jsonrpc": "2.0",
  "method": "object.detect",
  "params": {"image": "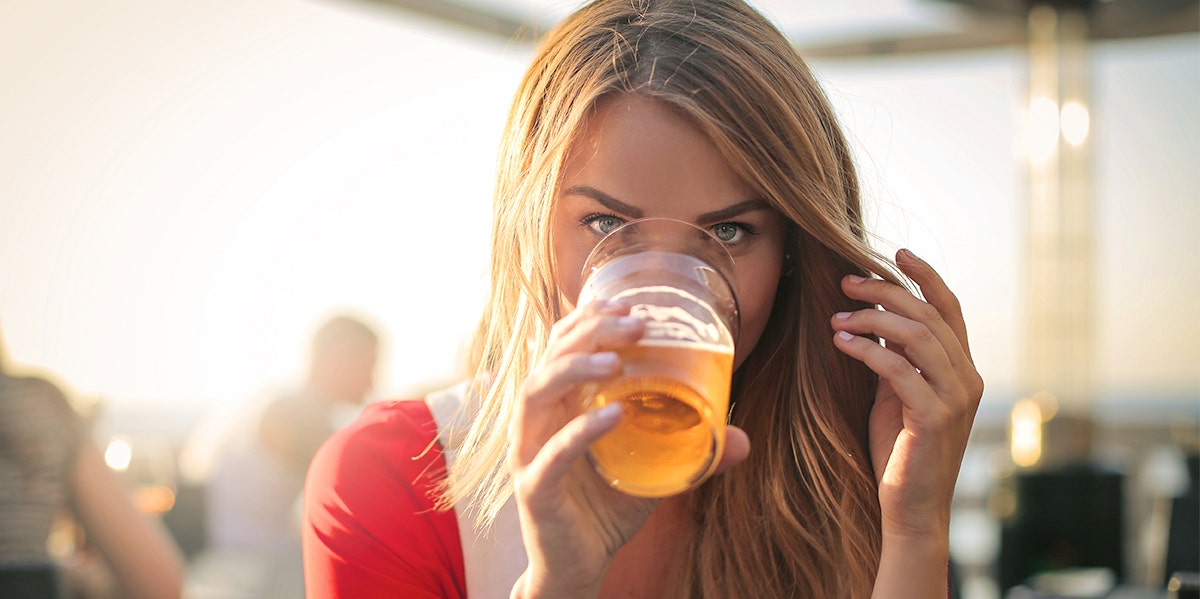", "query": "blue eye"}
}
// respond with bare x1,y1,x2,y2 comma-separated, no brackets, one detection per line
581,214,625,236
711,222,746,243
